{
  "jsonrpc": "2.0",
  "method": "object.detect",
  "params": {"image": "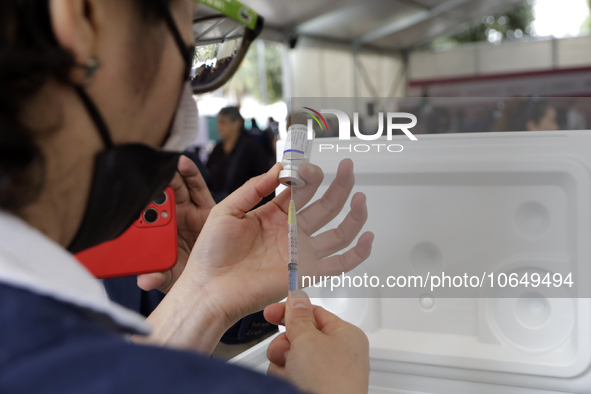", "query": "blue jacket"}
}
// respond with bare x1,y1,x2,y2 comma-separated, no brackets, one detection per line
0,284,301,394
